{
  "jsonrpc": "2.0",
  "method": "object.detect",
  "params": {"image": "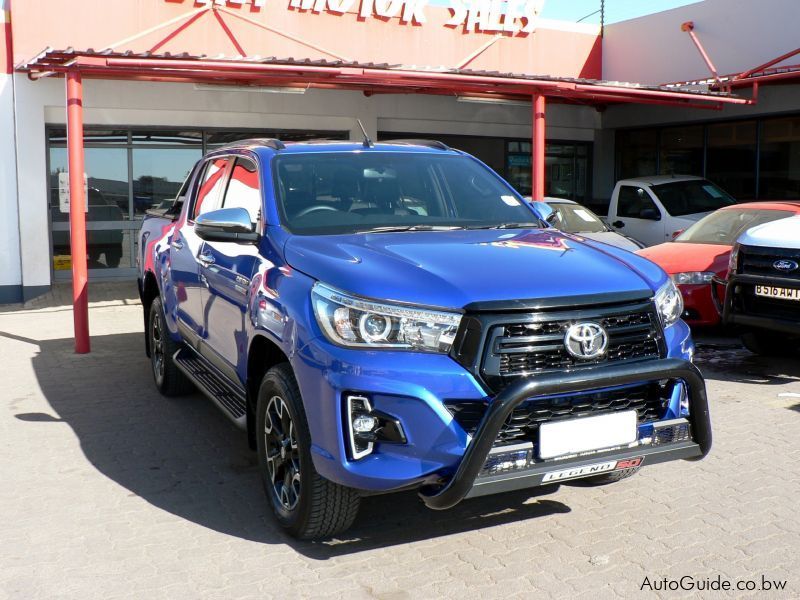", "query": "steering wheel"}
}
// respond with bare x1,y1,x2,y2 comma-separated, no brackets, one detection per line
294,205,341,218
